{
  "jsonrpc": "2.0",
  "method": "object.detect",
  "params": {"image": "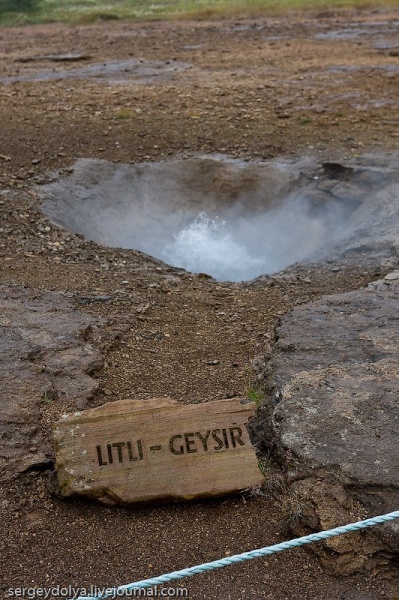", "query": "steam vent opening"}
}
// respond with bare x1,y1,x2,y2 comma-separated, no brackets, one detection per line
40,155,399,282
